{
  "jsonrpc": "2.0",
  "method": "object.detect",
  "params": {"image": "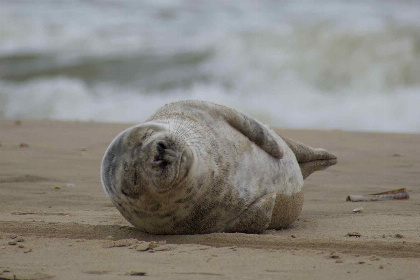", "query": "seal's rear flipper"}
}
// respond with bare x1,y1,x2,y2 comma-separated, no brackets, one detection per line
223,192,276,233
283,137,337,179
